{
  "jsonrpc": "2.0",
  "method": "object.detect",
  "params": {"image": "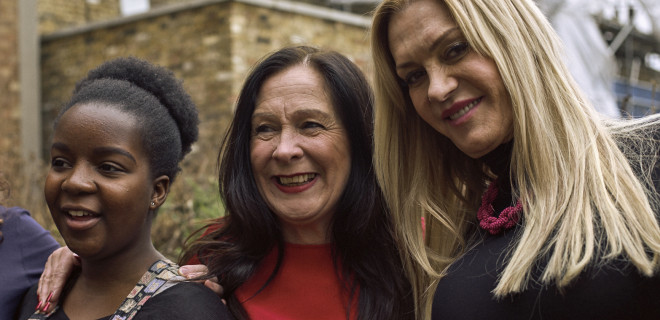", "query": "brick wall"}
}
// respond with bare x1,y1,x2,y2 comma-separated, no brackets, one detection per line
230,1,371,84
0,0,21,166
38,0,120,34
